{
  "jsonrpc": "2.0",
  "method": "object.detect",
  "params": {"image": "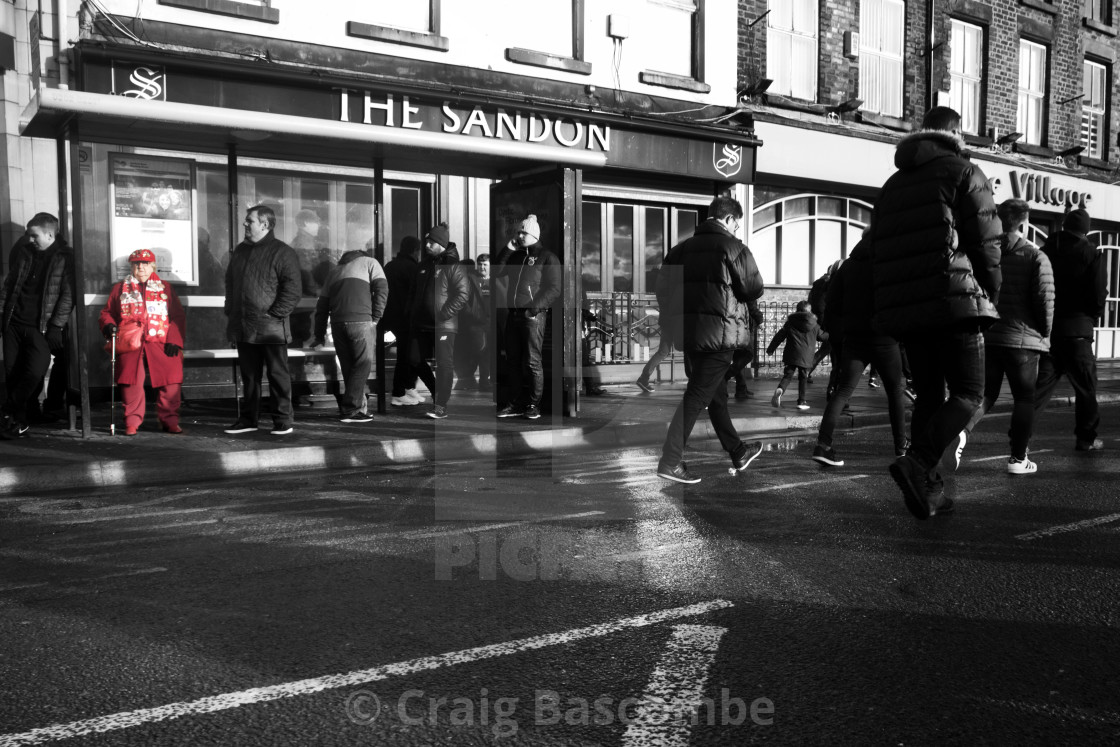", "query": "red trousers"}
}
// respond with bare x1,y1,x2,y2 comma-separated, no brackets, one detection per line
120,382,181,430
